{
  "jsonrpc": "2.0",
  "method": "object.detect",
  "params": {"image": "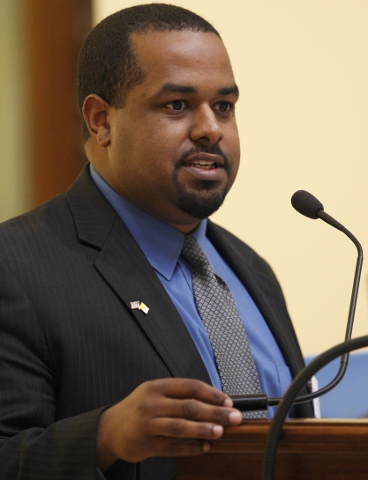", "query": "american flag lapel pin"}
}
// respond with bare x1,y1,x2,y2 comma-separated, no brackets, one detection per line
130,301,149,315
